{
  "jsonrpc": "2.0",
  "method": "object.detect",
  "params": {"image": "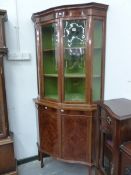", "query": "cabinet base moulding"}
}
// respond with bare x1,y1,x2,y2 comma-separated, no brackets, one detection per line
37,142,95,168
